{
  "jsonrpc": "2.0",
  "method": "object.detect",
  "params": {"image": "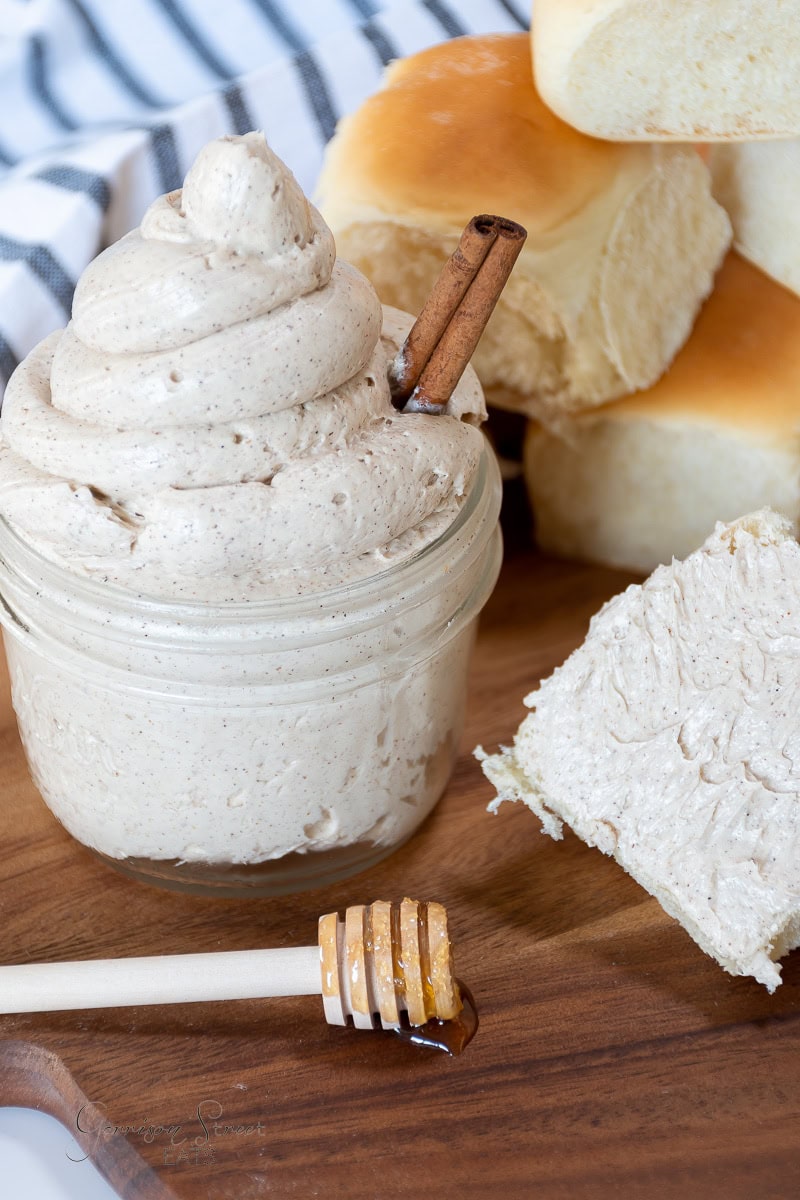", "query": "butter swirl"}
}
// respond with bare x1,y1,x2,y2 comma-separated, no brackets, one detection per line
0,133,484,600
